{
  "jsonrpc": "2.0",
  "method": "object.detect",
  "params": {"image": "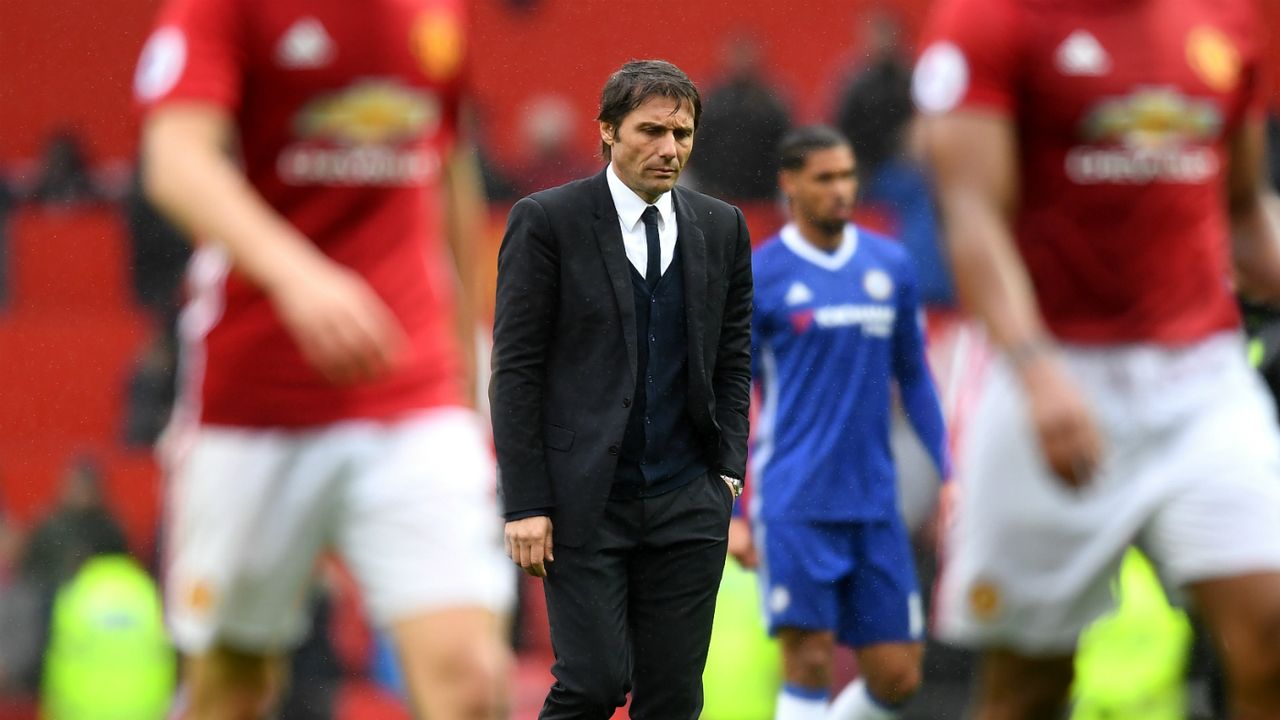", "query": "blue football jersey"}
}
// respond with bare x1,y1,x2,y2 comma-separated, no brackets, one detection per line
750,223,948,522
